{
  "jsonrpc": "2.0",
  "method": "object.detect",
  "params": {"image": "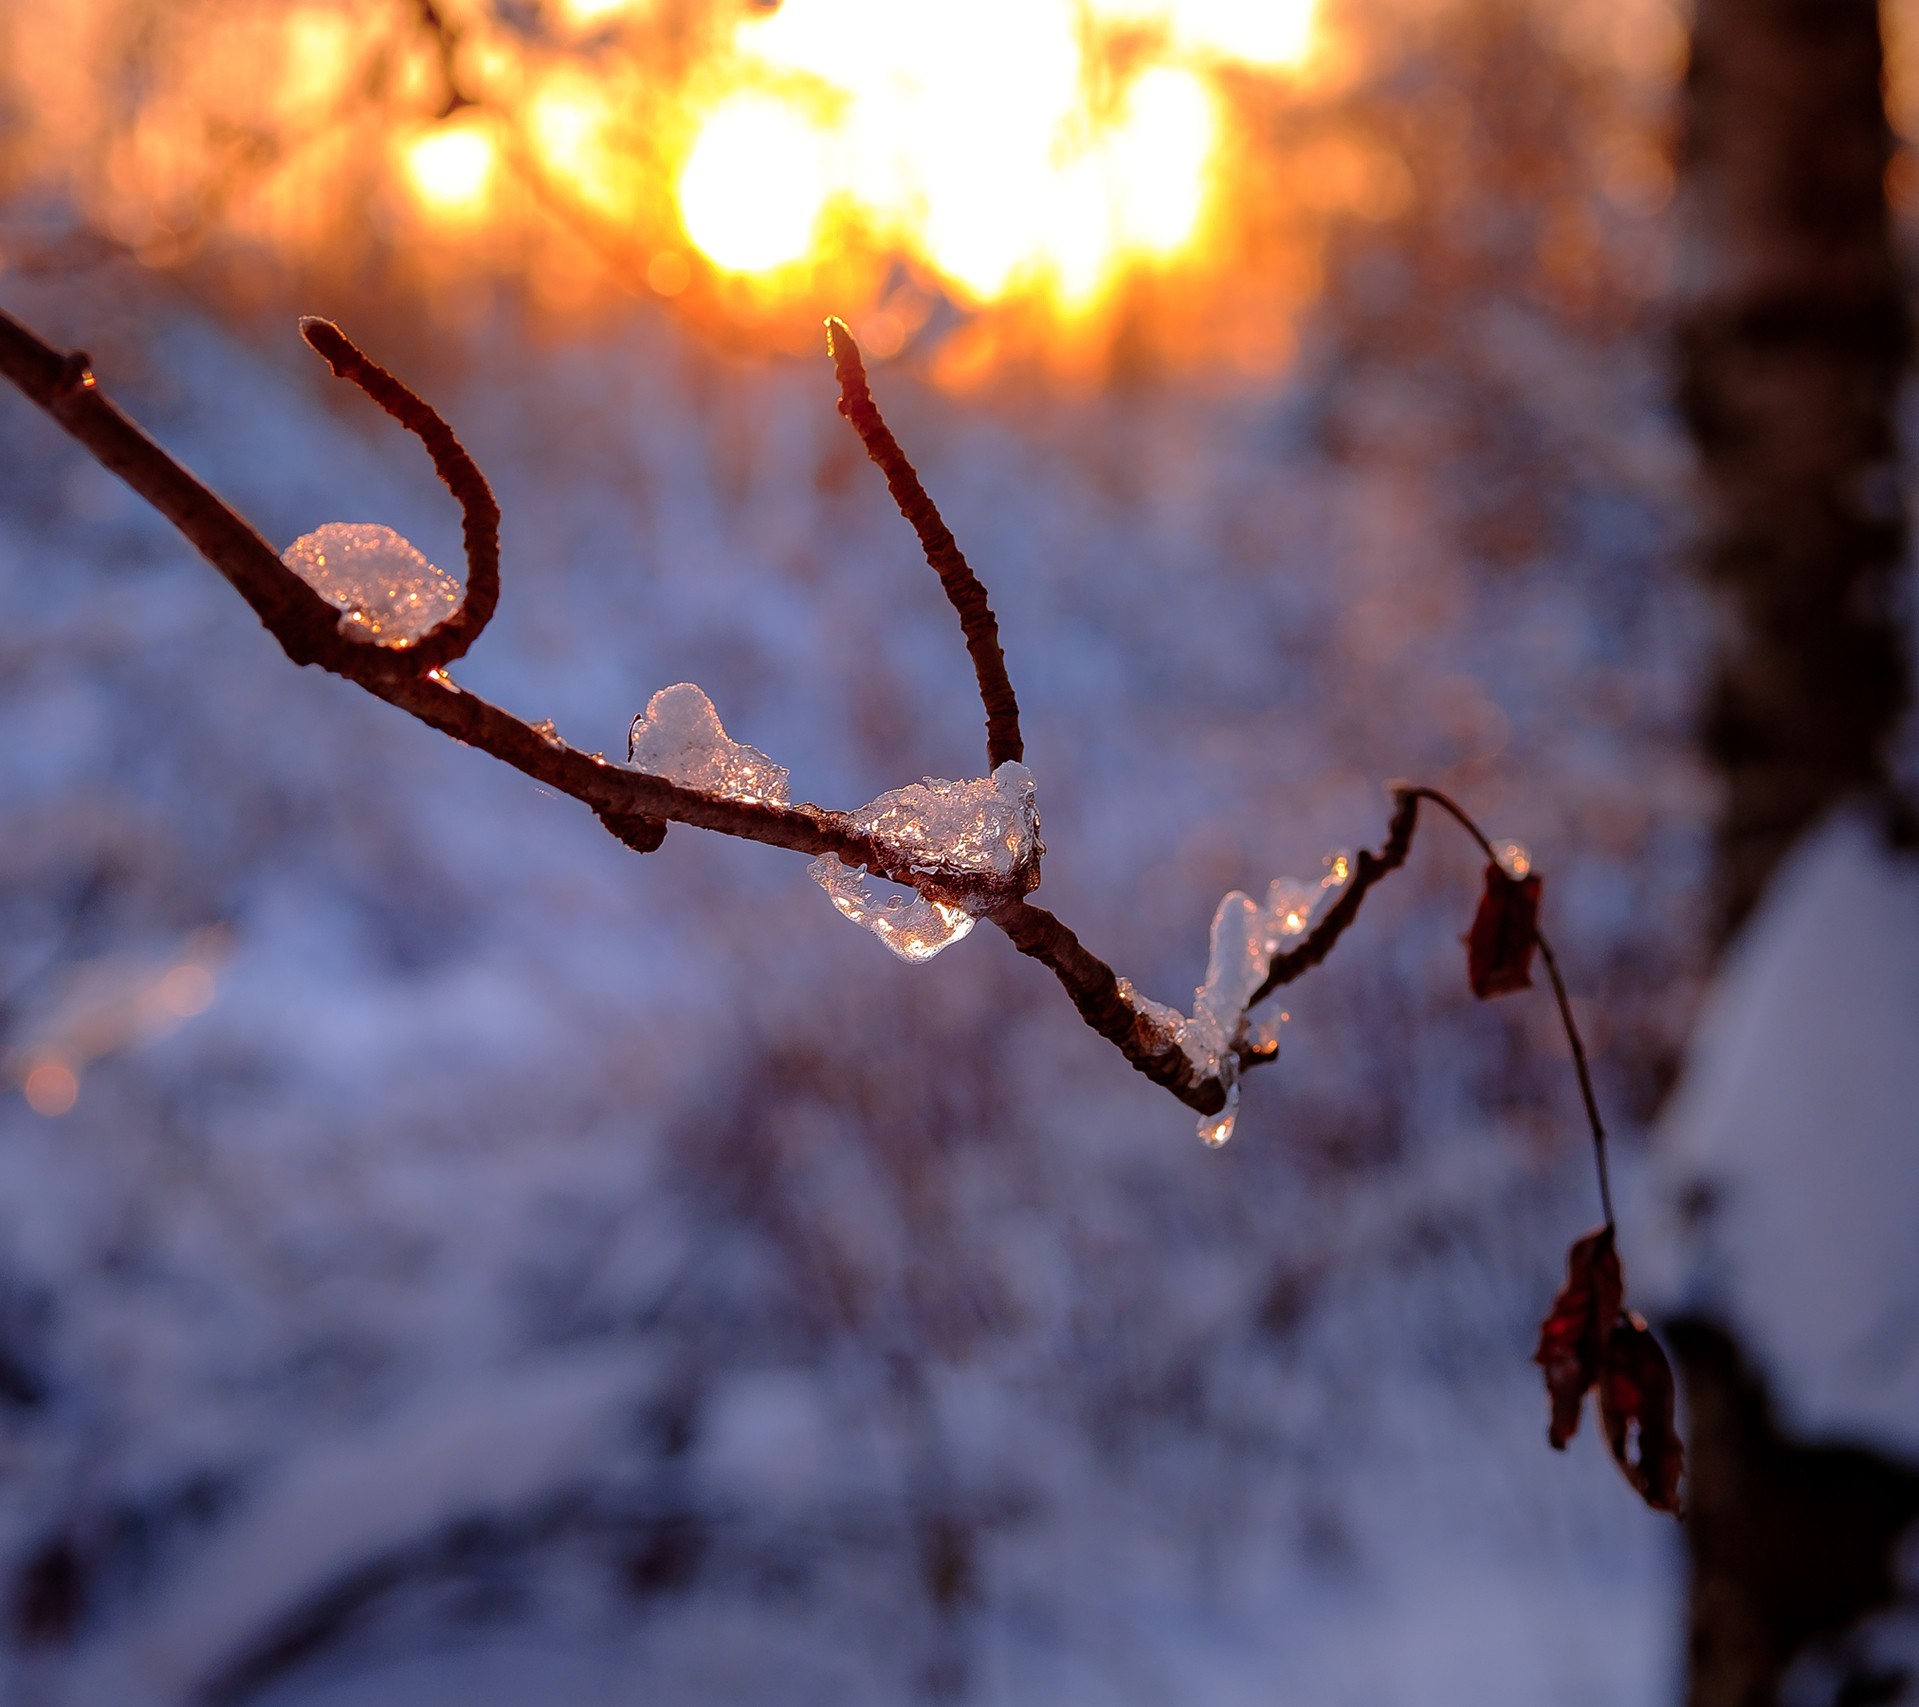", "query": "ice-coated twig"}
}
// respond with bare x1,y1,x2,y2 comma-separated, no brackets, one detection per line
297,315,500,671
0,304,1601,1136
0,308,1002,886
825,317,1024,771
